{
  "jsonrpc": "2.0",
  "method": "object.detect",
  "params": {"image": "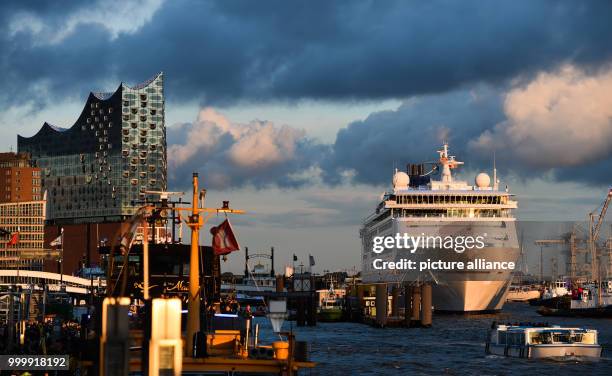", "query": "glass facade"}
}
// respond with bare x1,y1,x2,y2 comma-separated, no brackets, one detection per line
17,73,167,223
